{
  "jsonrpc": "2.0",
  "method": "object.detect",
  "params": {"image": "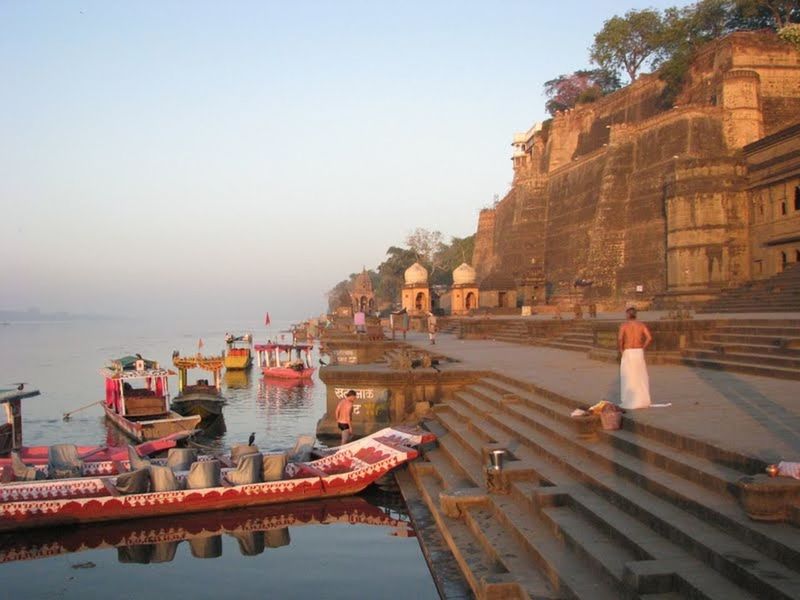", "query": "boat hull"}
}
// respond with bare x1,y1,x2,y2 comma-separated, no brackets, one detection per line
103,405,201,443
262,366,315,380
224,354,252,370
0,426,434,532
170,391,225,422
